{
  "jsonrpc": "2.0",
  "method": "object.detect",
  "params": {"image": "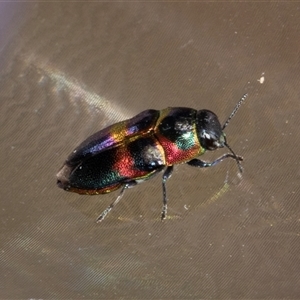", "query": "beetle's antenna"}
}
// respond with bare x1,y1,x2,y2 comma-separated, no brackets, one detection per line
222,93,248,130
225,141,243,173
